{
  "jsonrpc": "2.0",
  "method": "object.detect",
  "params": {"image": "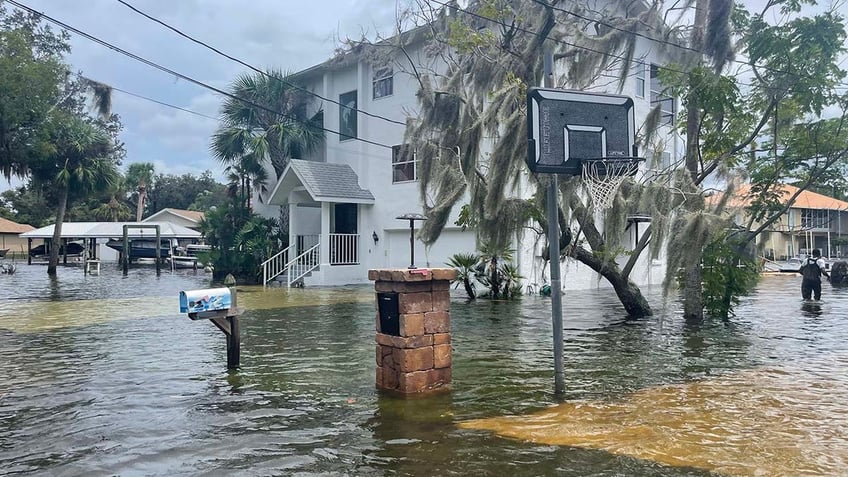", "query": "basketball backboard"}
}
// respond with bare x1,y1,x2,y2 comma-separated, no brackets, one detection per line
527,88,637,175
